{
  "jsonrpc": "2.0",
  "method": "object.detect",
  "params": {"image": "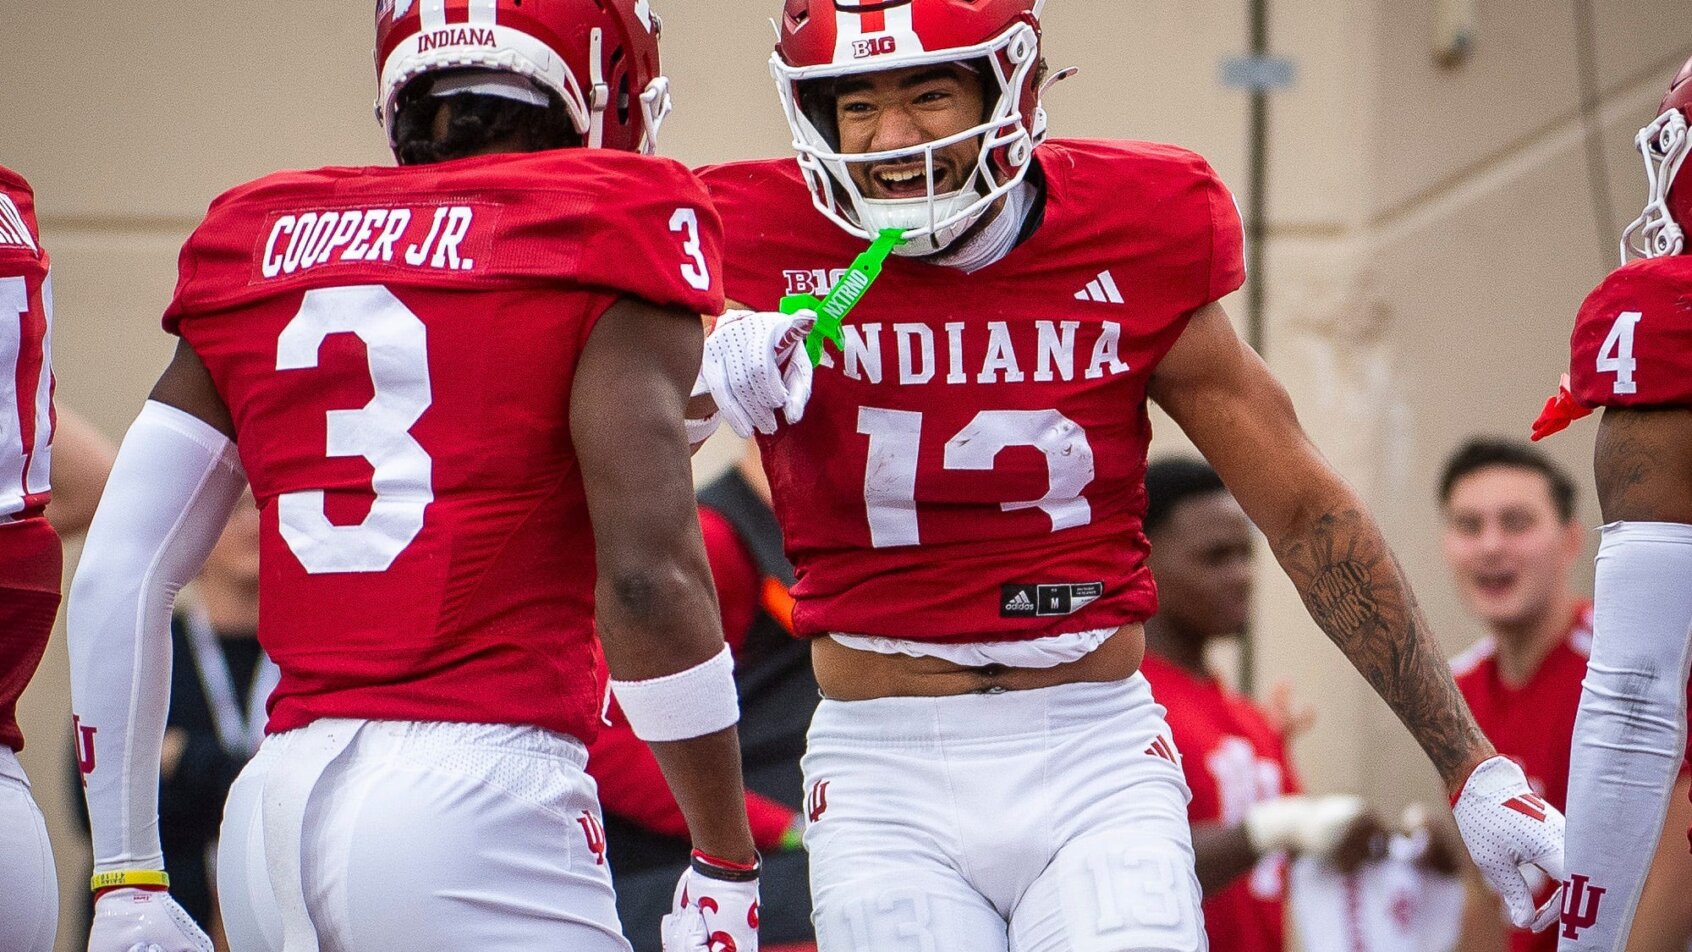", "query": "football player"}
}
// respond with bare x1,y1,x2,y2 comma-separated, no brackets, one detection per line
0,164,64,952
1531,54,1692,952
694,1,1566,949
67,3,759,951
